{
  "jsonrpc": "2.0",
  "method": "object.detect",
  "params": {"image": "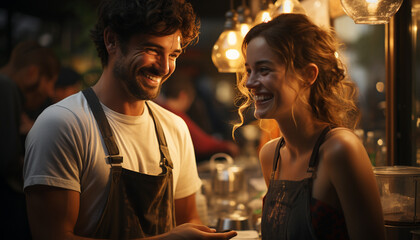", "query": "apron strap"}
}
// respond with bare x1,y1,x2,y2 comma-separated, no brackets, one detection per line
307,125,333,176
145,102,173,170
270,137,285,180
269,125,333,180
82,88,172,171
82,88,120,159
